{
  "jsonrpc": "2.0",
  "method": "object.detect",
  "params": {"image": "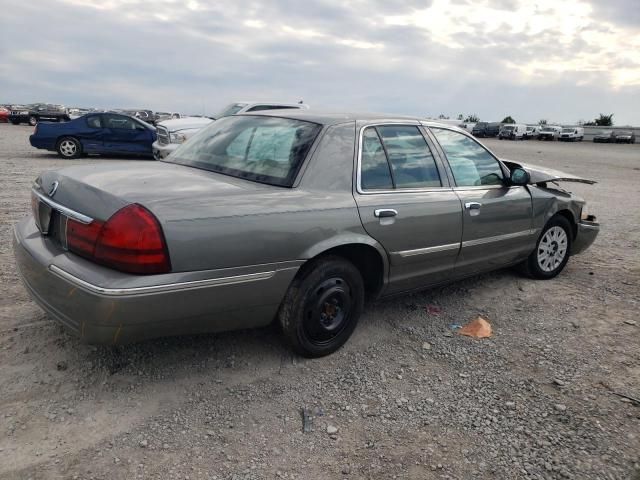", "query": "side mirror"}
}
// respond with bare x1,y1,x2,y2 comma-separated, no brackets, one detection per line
510,167,530,186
